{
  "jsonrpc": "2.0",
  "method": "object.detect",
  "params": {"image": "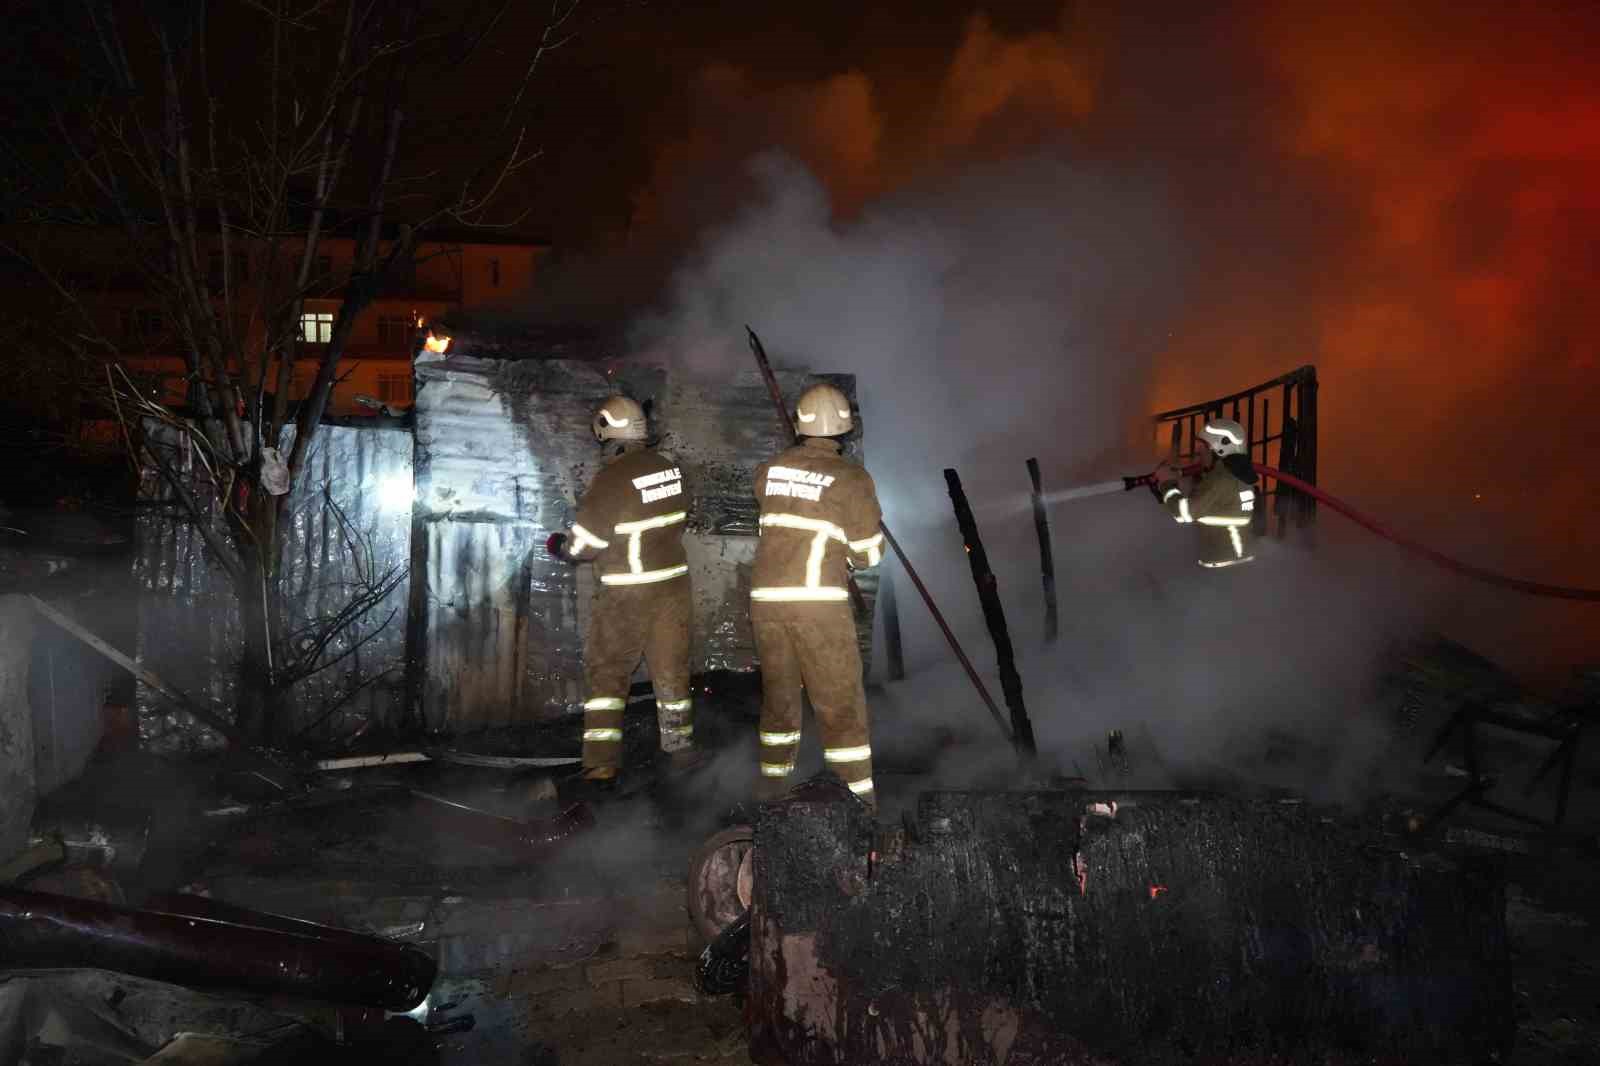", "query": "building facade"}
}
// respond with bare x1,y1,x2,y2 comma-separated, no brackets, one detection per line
114,233,549,417
4,223,549,437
